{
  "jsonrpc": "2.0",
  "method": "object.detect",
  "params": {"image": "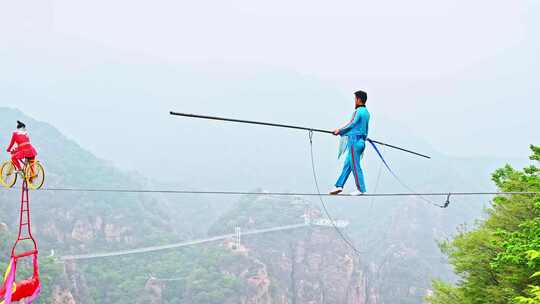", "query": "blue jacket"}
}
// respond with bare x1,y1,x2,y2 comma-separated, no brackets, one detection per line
338,106,370,138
